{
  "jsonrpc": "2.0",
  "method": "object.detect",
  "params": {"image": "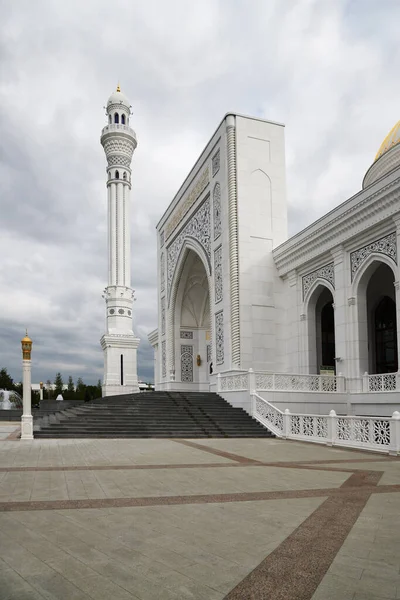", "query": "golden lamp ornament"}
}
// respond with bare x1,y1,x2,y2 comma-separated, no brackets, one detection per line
21,330,32,360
